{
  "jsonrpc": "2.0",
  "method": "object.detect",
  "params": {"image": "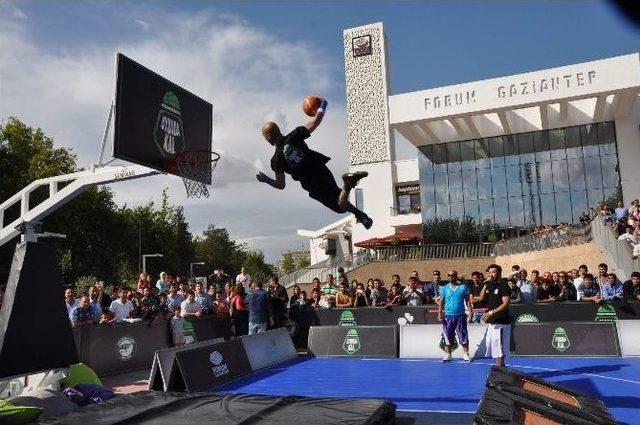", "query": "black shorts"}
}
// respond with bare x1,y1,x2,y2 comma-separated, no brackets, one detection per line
296,164,343,213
